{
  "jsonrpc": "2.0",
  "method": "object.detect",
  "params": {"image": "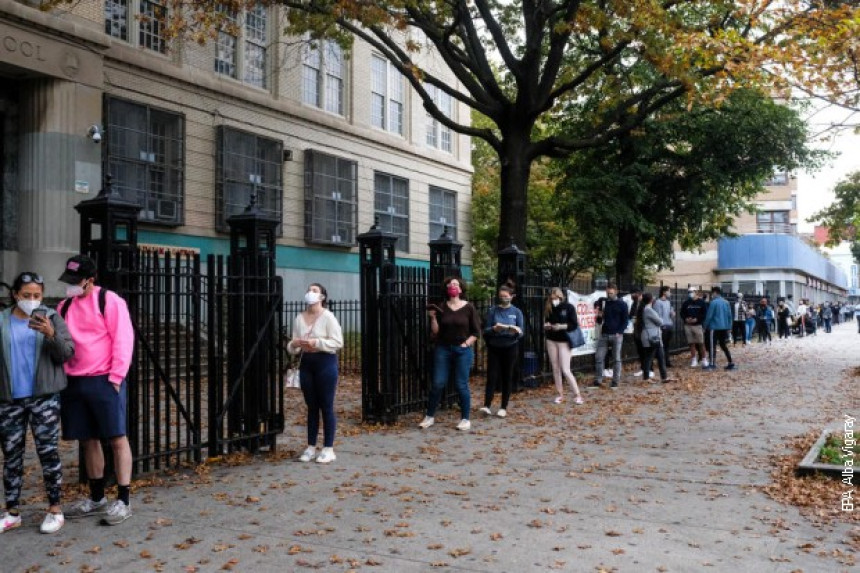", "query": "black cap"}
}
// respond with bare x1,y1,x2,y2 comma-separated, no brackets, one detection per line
58,255,97,284
630,286,642,294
